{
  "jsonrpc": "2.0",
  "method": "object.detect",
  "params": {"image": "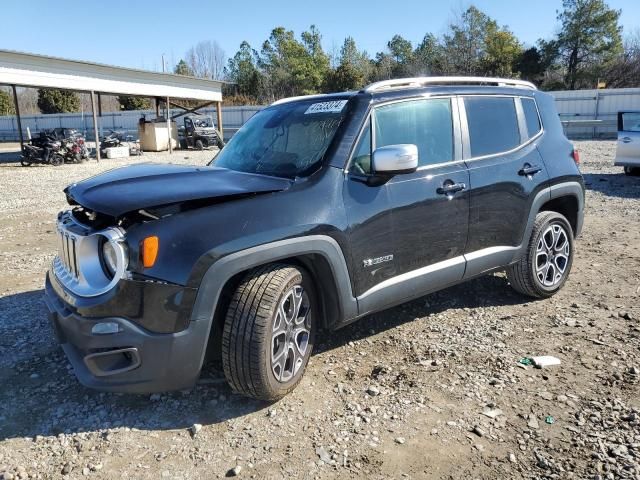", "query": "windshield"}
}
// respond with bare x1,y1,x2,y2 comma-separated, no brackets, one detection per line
192,117,212,128
212,98,349,178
